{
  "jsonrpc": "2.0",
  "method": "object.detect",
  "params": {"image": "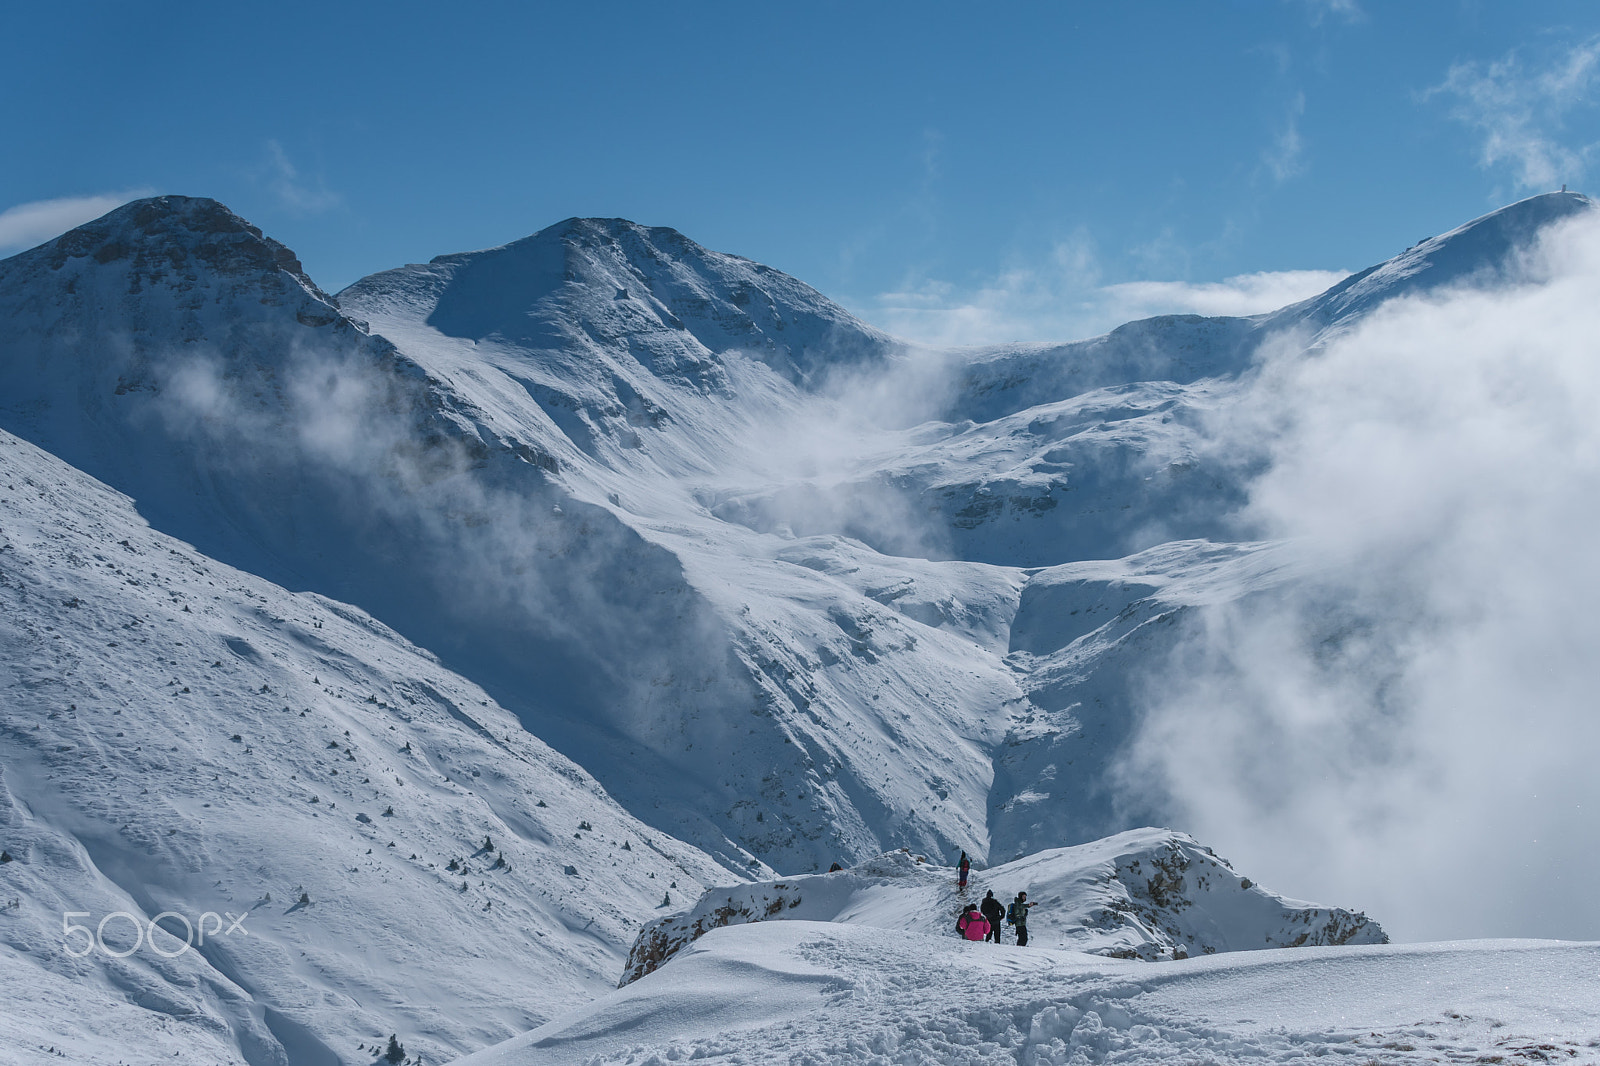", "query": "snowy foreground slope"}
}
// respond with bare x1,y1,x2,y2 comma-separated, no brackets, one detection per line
623,831,1384,983
0,427,727,1065
463,923,1600,1066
